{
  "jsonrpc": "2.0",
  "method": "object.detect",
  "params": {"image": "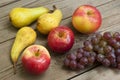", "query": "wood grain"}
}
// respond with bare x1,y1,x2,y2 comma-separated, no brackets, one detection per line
0,0,120,80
